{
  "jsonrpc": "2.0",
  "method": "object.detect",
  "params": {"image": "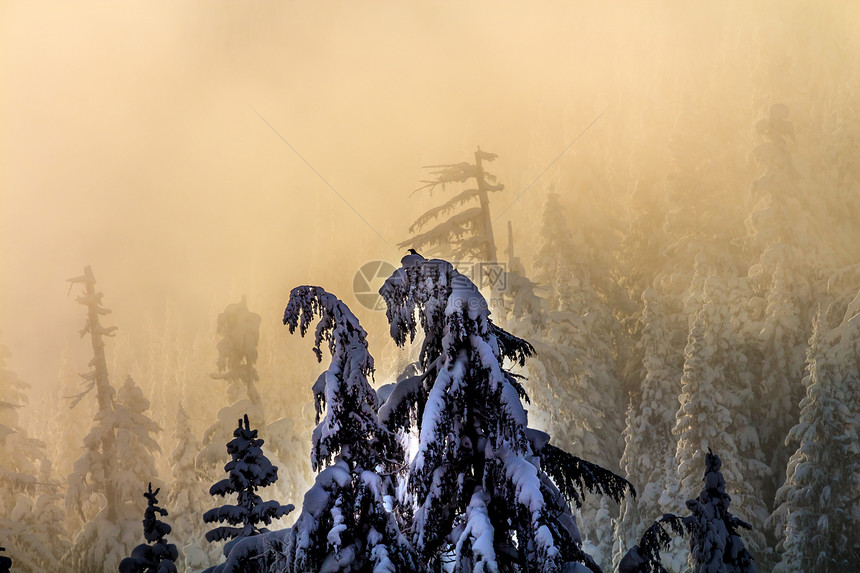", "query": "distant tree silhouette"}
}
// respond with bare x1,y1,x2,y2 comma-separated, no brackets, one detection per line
211,297,263,408
63,267,158,573
401,147,504,261
197,298,266,484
